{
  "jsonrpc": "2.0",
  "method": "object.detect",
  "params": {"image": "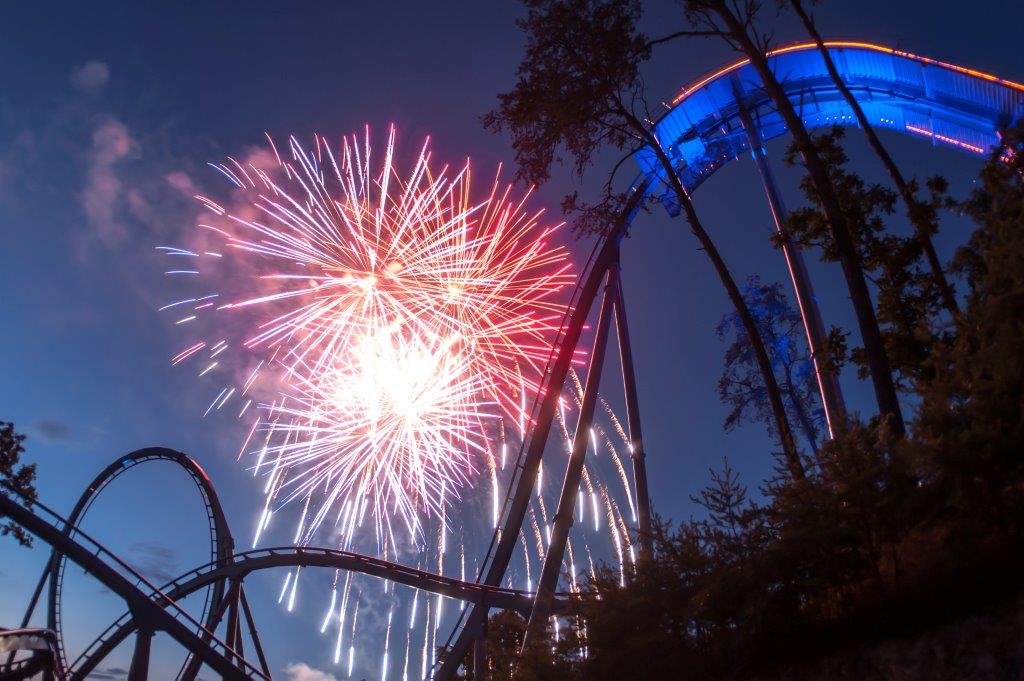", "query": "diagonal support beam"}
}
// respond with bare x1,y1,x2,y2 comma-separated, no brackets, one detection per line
238,586,271,679
435,187,647,681
127,629,153,681
225,580,242,664
179,584,234,681
730,76,847,438
611,267,653,558
523,265,618,648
